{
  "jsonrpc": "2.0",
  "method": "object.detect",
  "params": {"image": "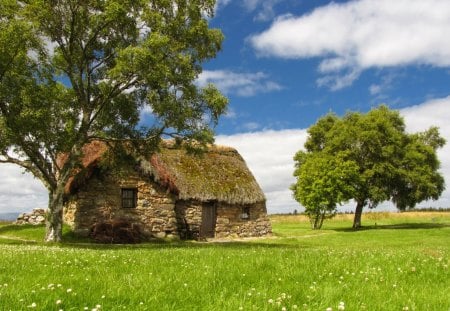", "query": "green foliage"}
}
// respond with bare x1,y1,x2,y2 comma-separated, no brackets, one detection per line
292,105,446,228
291,152,359,229
0,0,227,241
0,213,449,310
